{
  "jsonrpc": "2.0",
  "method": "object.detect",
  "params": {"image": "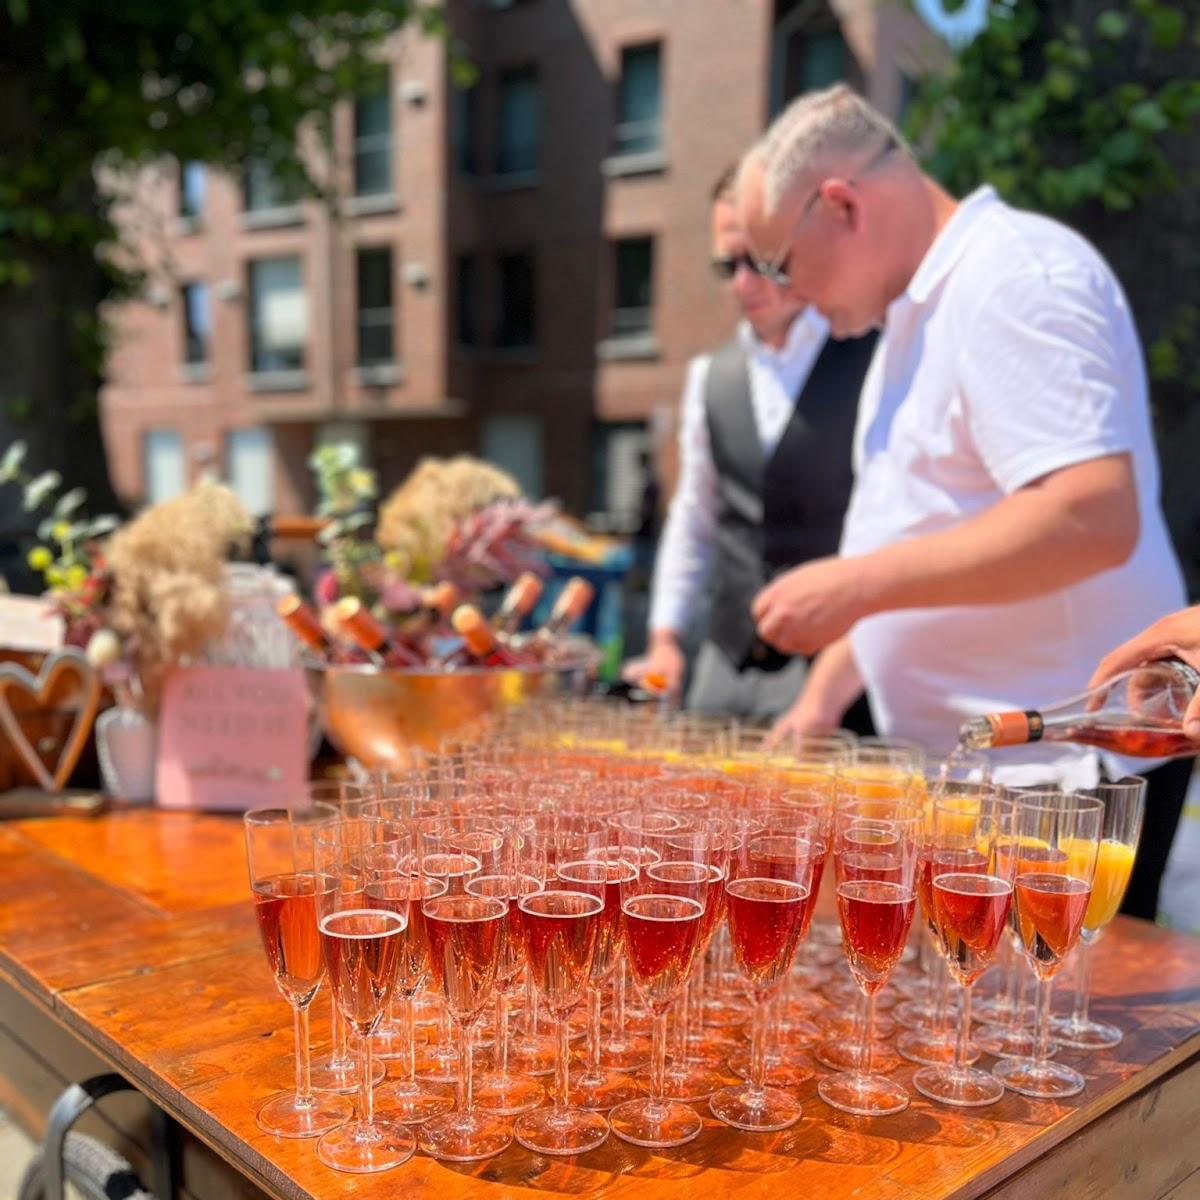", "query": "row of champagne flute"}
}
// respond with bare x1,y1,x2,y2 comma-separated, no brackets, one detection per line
244,709,1144,1170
